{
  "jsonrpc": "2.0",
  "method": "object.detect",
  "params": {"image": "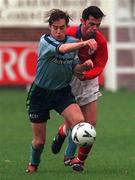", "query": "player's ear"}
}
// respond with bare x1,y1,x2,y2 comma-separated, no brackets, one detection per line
80,18,85,24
